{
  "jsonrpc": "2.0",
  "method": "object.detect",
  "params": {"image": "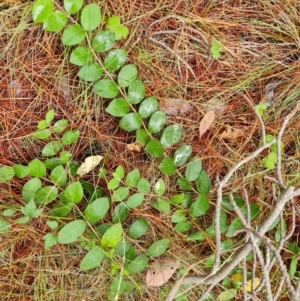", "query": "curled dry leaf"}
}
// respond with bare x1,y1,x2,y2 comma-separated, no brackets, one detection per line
199,110,216,137
76,155,103,176
220,126,243,140
160,98,191,116
127,141,142,152
146,258,180,287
